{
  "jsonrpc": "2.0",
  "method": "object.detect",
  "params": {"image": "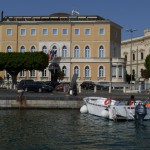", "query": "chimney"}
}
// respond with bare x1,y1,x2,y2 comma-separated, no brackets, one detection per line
1,11,3,21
